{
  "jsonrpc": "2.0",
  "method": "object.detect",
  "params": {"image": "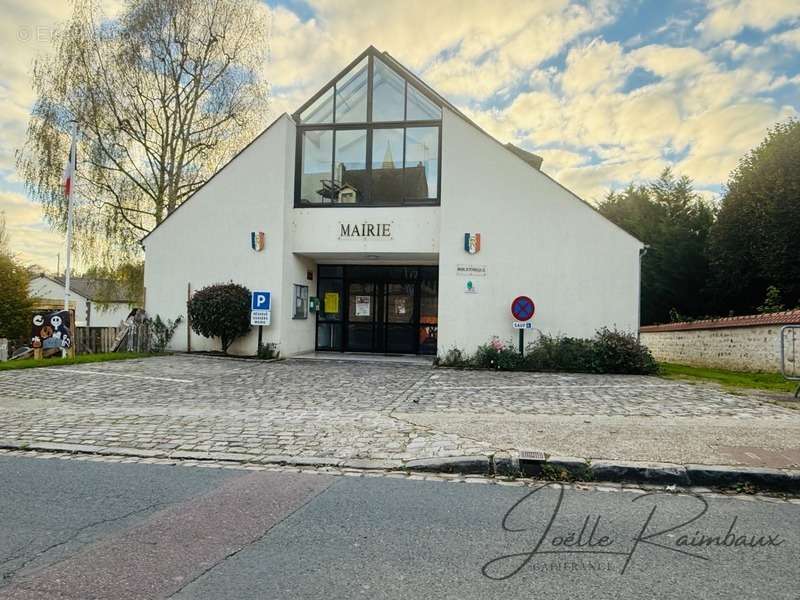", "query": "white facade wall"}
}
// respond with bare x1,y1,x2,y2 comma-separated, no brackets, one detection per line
88,303,135,328
29,277,89,326
437,110,643,353
144,109,642,357
144,115,310,355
